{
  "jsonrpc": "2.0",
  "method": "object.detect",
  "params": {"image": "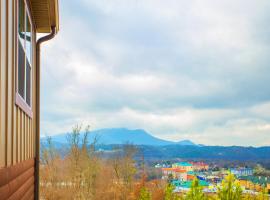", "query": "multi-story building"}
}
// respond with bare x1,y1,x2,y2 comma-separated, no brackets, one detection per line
0,0,59,199
190,162,209,171
230,168,253,177
162,168,188,181
172,162,194,171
